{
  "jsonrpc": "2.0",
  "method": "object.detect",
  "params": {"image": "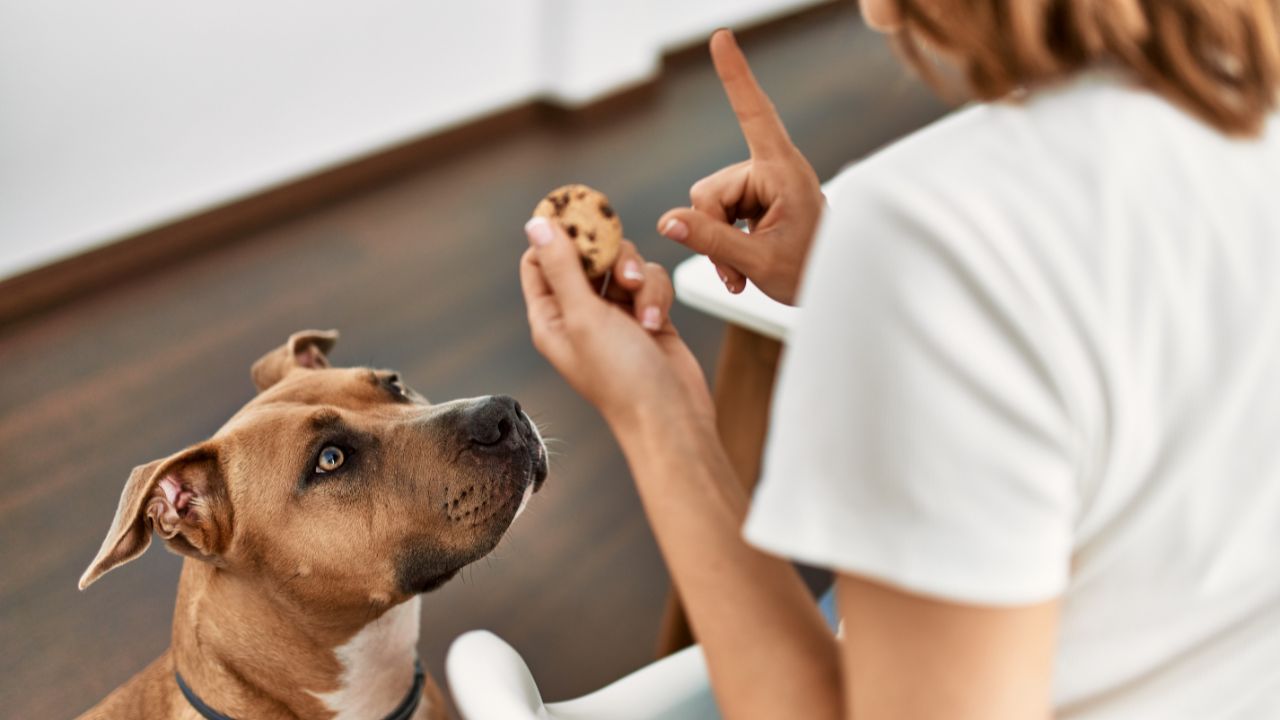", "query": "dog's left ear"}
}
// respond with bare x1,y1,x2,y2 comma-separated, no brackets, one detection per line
251,328,339,392
79,444,230,590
